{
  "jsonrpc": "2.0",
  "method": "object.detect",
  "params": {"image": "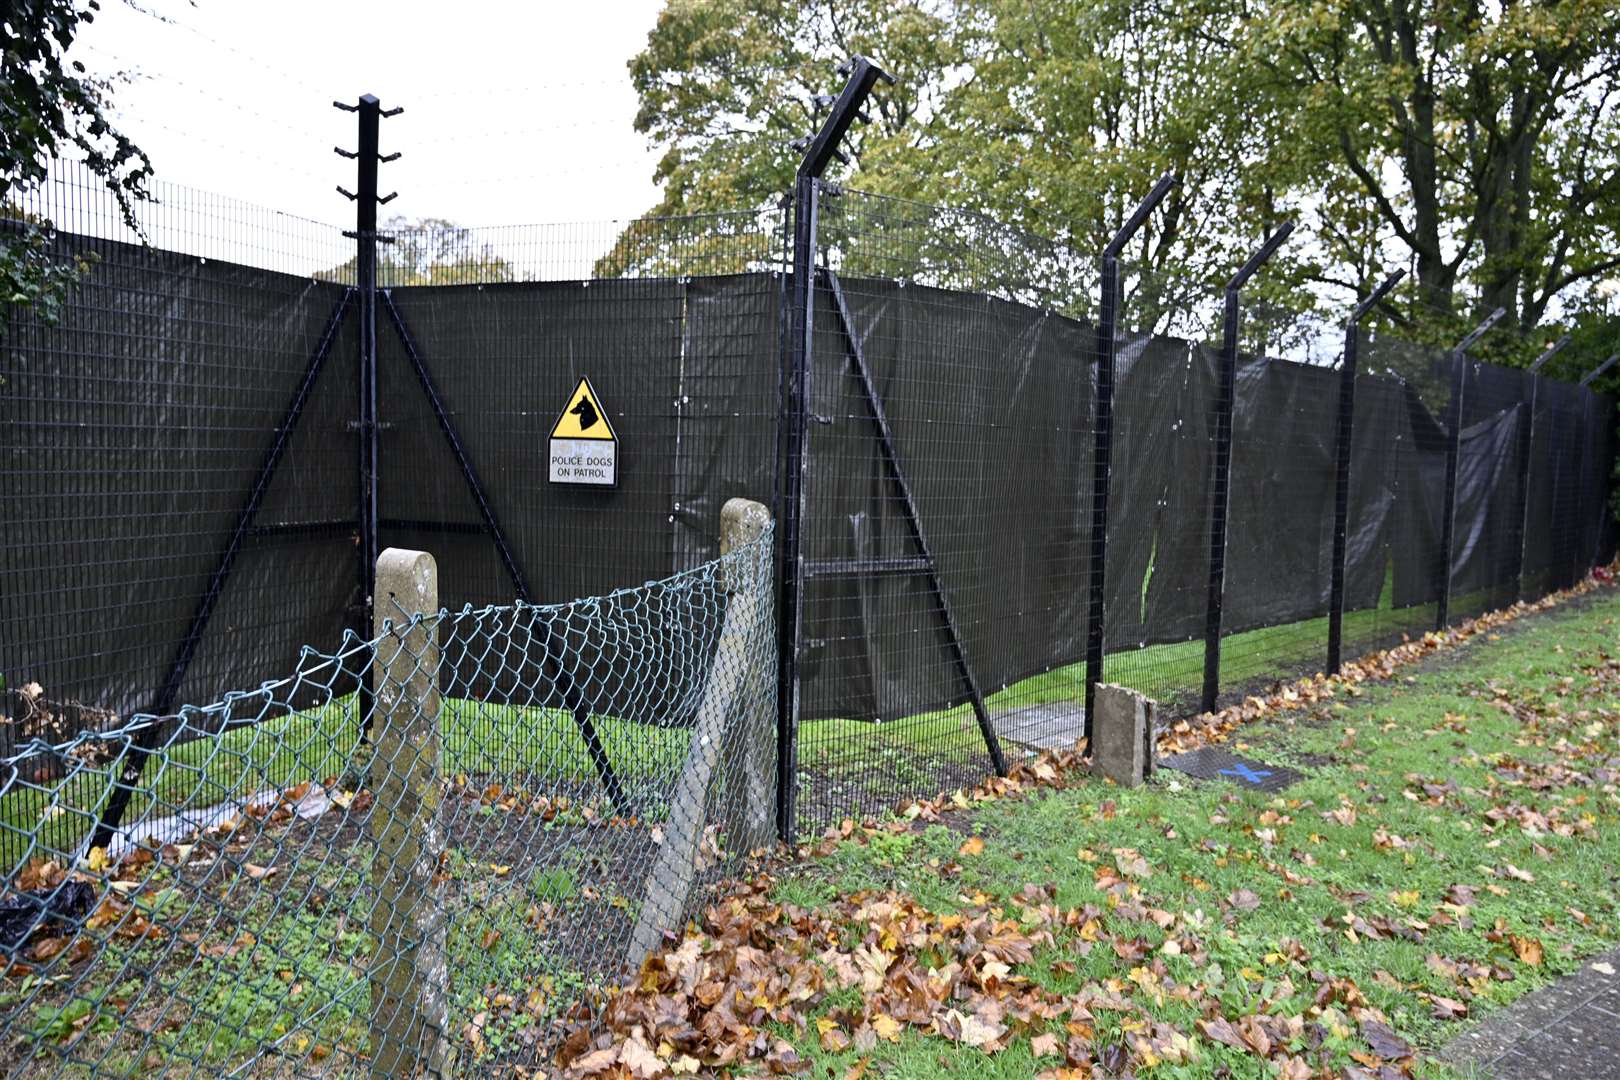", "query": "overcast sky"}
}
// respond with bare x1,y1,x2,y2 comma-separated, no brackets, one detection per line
65,0,668,269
